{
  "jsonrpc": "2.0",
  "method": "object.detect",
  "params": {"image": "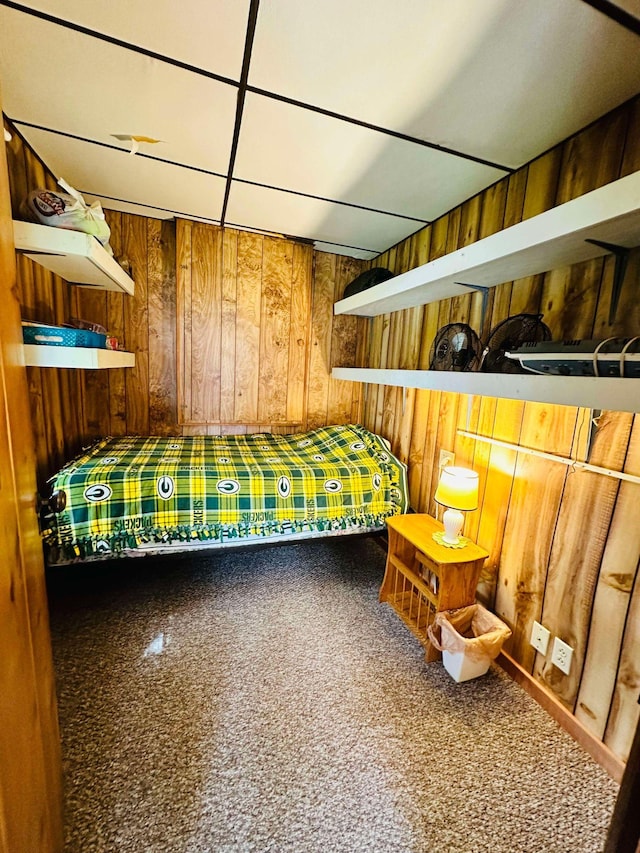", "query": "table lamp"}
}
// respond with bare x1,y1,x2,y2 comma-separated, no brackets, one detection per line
434,466,479,547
